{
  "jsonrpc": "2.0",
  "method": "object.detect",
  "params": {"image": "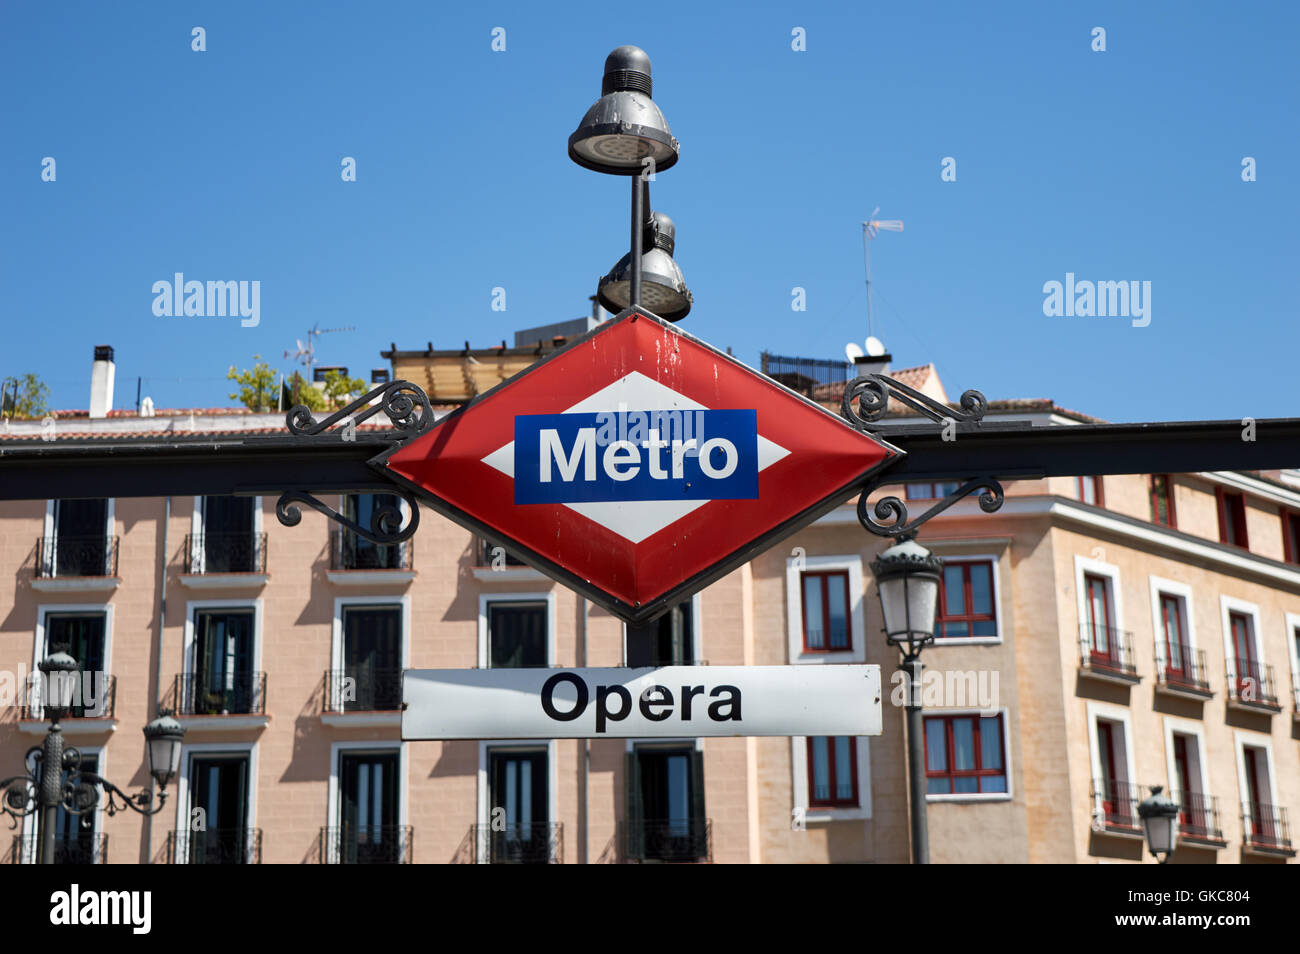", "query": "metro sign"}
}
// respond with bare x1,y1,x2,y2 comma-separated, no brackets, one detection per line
376,308,902,623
